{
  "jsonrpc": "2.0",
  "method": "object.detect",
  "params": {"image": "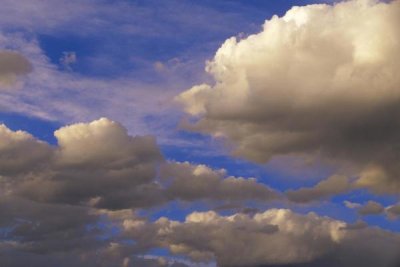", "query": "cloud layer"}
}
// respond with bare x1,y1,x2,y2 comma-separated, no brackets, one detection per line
1,117,399,267
122,209,400,267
